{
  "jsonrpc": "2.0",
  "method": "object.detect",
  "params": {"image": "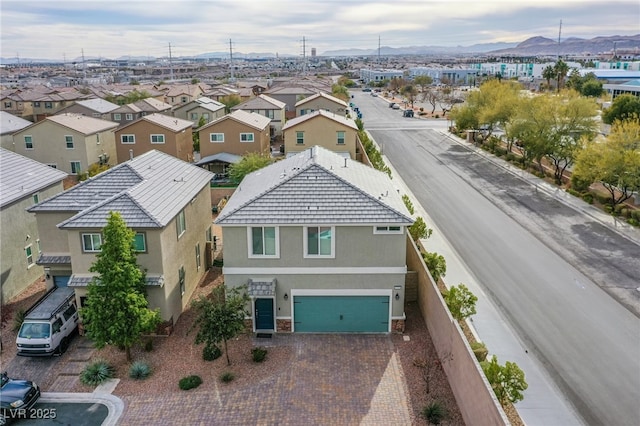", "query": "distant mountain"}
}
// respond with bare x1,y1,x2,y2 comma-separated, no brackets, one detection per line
321,42,518,57
489,34,640,56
